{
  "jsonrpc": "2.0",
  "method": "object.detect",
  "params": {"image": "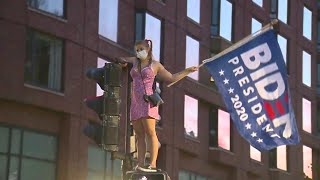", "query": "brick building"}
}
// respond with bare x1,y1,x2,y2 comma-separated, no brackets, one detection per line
0,0,319,180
